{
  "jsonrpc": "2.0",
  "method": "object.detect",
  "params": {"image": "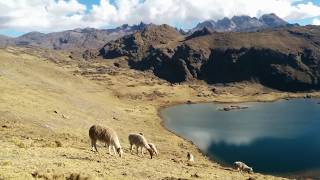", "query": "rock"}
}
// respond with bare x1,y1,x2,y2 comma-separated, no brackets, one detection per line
219,105,248,111
54,140,62,147
190,173,200,178
114,62,120,68
186,27,213,40
247,177,256,180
